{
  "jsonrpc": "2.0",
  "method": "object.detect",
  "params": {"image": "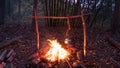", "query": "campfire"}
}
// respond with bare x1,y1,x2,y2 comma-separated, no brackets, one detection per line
44,39,70,62
27,10,88,68
1,0,120,68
